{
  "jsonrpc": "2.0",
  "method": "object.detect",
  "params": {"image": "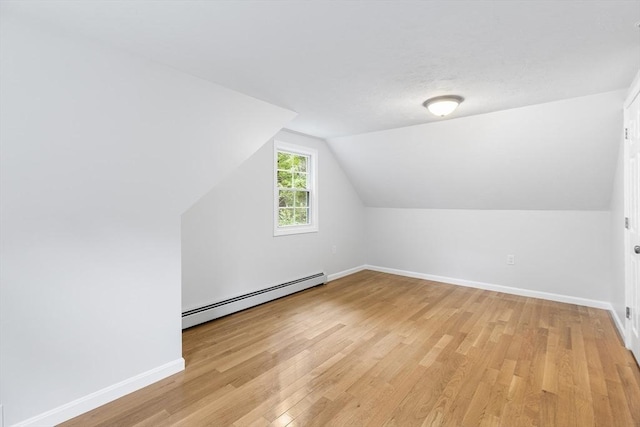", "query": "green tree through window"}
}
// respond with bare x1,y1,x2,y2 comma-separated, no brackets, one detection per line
277,151,310,226
274,141,317,236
